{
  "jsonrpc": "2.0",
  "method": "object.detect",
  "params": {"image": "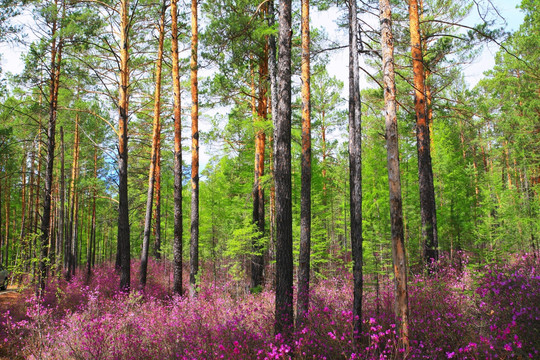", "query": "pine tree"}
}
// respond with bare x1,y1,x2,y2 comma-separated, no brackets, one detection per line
380,0,410,352
274,0,293,339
